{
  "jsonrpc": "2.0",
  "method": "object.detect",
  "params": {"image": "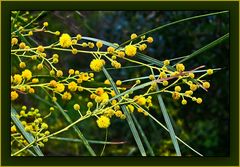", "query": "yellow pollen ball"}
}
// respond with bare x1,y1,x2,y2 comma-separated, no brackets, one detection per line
90,59,105,72
59,33,72,48
164,60,170,66
73,104,80,110
147,37,154,43
189,73,195,78
56,70,63,77
162,80,168,86
55,31,60,36
11,38,18,45
104,79,110,85
72,48,78,55
11,91,19,100
115,110,123,117
181,99,187,105
96,41,103,48
43,22,48,27
174,86,181,92
176,63,185,72
68,69,75,75
107,46,115,53
125,45,137,57
19,42,26,49
37,45,44,52
137,96,147,106
96,116,110,128
127,105,134,112
117,51,125,58
149,74,155,80
196,98,203,104
19,62,26,68
62,91,72,100
116,80,122,86
139,44,147,51
13,74,22,84
190,84,198,91
76,34,82,40
207,69,213,75
21,69,32,80
55,83,65,93
96,87,104,95
130,33,137,39
203,82,210,89
68,81,78,91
